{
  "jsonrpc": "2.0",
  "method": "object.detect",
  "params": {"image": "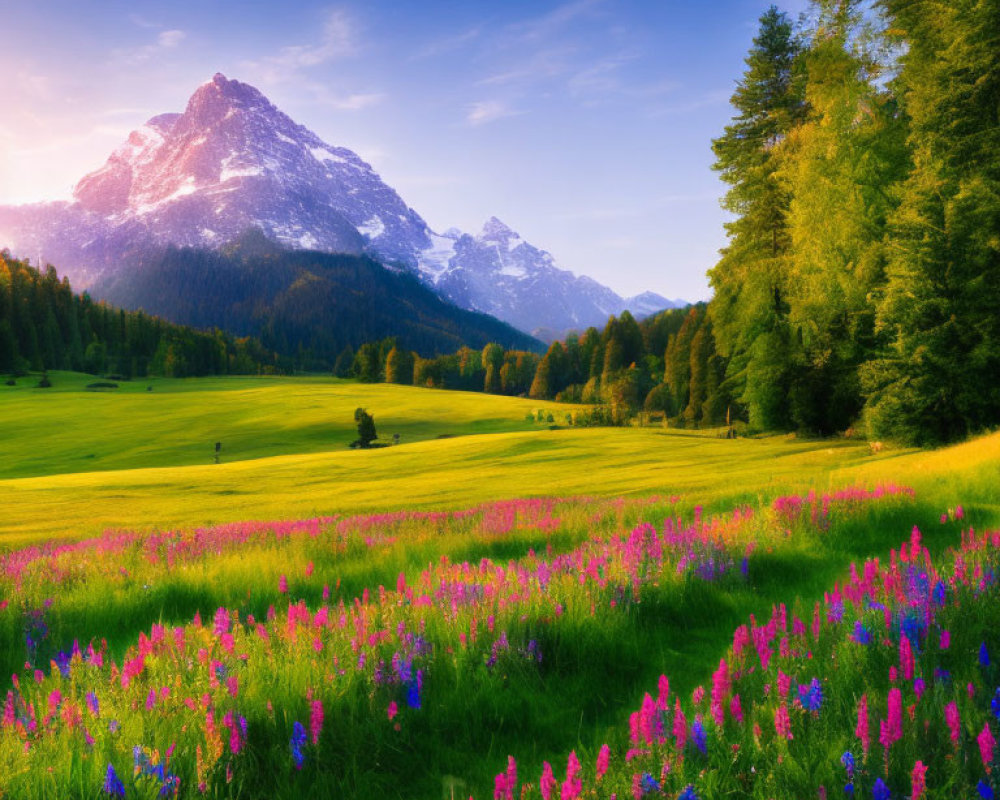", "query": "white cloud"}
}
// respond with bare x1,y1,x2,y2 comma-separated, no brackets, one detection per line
112,29,187,64
157,30,186,49
325,92,384,111
413,26,482,60
466,100,521,126
246,8,360,84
